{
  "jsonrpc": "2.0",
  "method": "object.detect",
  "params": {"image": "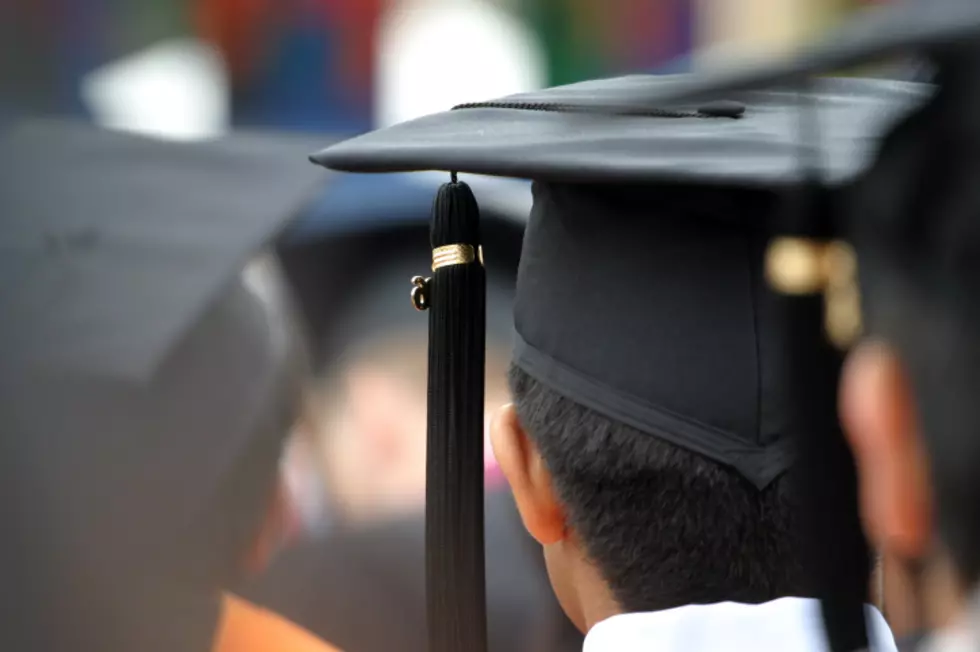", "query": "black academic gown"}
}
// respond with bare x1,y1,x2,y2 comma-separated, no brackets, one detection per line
244,489,583,652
